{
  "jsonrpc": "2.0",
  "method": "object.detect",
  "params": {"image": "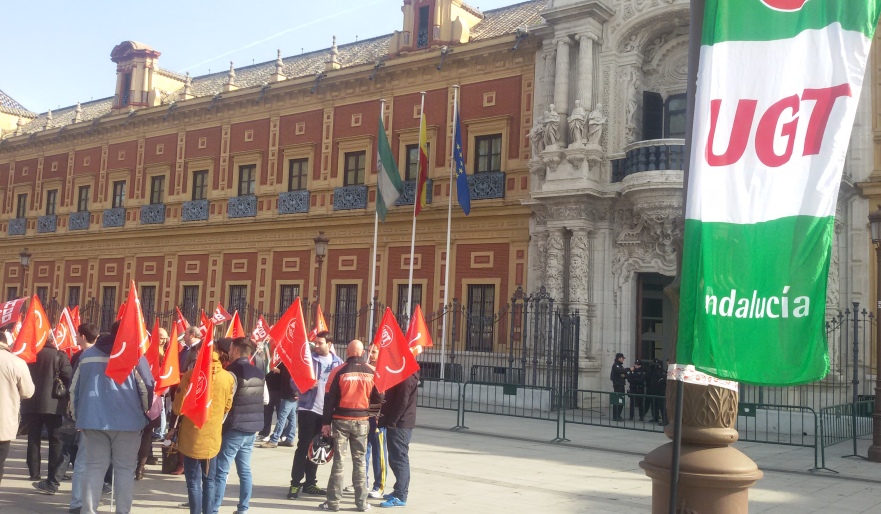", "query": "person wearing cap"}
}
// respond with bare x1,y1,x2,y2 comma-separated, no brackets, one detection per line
610,353,629,422
0,329,35,485
212,337,265,514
